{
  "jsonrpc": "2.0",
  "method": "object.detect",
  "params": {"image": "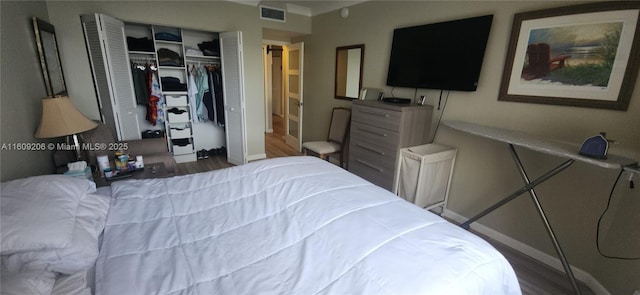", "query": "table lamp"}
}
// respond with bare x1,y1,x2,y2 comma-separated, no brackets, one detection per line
34,96,98,160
